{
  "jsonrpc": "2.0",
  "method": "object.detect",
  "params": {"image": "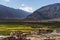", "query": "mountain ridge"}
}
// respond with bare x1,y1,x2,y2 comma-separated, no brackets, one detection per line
0,4,31,19
26,3,60,20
